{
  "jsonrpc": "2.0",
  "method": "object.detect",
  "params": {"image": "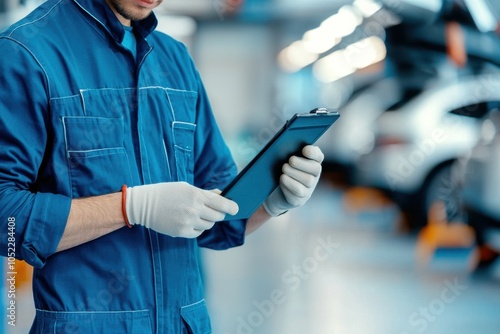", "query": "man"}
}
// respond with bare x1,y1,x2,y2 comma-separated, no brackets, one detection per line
0,0,324,332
